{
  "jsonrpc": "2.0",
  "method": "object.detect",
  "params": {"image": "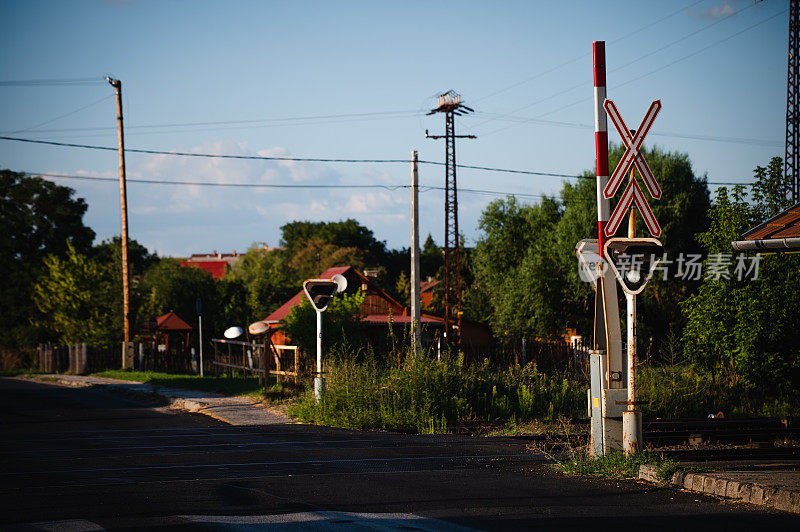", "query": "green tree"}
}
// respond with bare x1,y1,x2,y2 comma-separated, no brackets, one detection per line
280,219,387,260
1,170,95,347
227,244,295,321
471,145,710,345
682,157,800,391
420,234,443,280
278,219,408,296
137,259,220,335
395,271,411,308
288,237,367,280
472,195,564,338
33,242,118,347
